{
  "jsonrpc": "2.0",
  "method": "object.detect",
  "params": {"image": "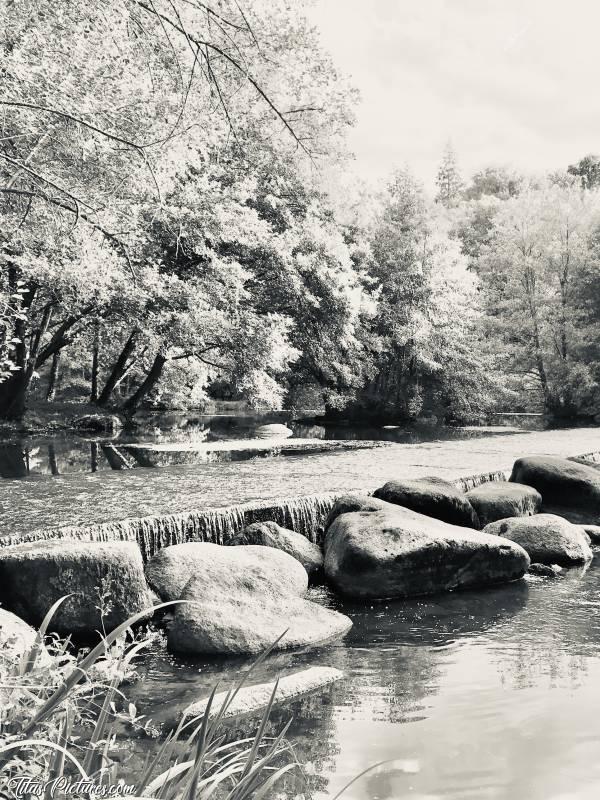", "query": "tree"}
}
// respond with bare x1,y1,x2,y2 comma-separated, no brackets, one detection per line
435,142,464,208
463,166,523,200
476,181,600,416
567,154,600,190
0,0,359,418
